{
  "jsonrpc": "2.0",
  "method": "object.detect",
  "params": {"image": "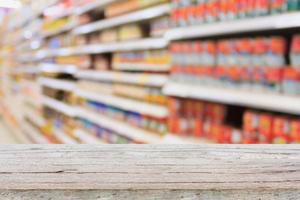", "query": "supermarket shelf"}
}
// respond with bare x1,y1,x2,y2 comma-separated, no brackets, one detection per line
22,121,50,144
75,0,117,15
38,77,76,92
24,109,46,128
75,89,169,118
83,38,169,54
73,4,171,35
42,96,77,117
76,70,168,87
164,81,300,115
113,63,171,72
35,38,168,59
77,108,162,144
13,66,39,74
10,0,59,30
50,8,75,21
39,63,77,74
161,134,214,144
53,129,78,144
73,129,105,144
165,12,300,41
23,96,43,108
35,47,79,60
0,104,31,144
41,22,78,38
